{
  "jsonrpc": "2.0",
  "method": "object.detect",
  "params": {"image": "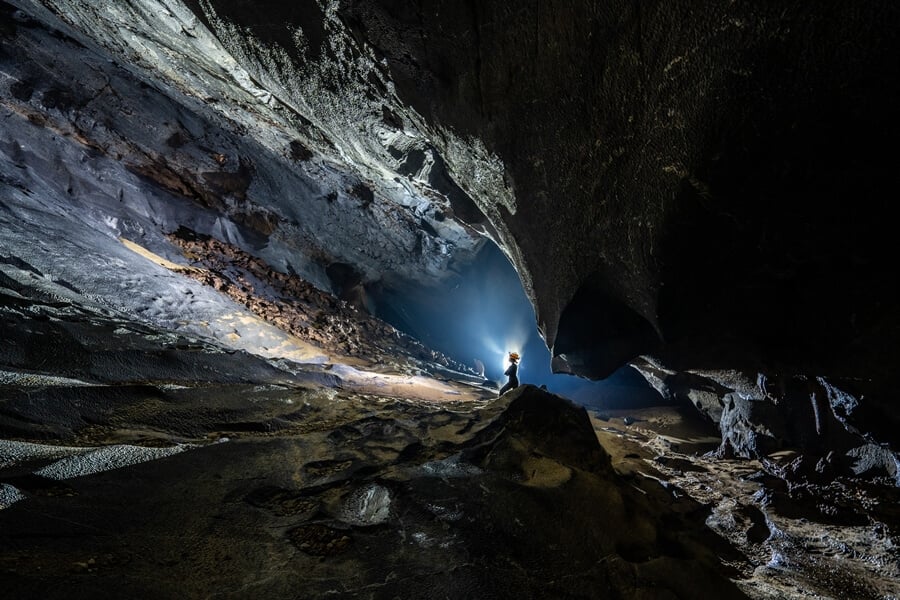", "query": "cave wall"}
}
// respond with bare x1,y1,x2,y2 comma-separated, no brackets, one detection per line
338,0,900,383
11,0,897,380
4,0,486,297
